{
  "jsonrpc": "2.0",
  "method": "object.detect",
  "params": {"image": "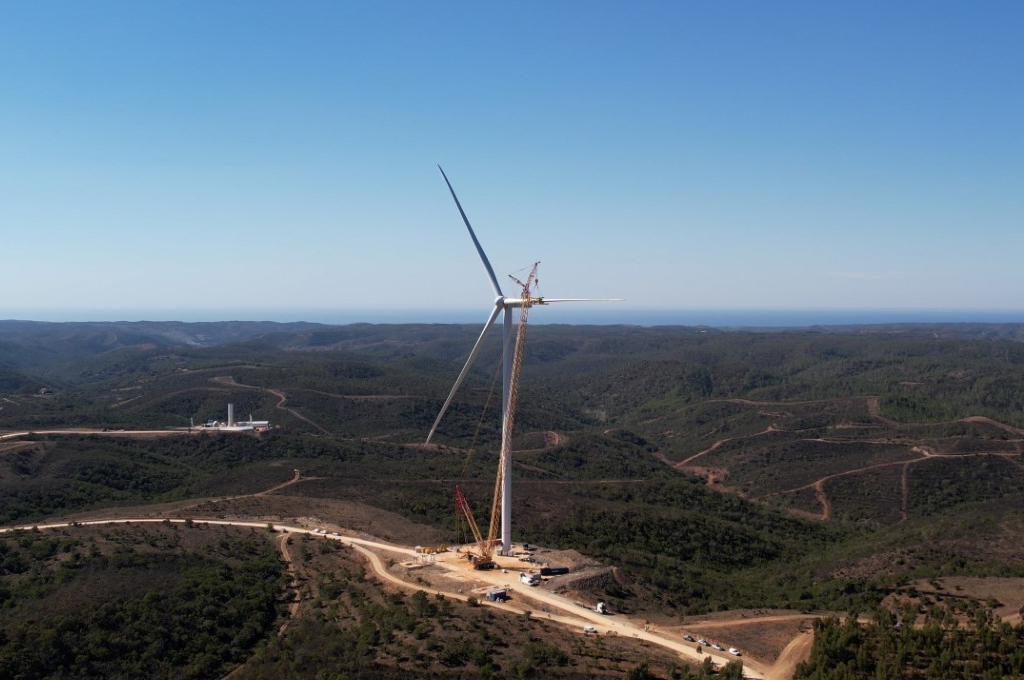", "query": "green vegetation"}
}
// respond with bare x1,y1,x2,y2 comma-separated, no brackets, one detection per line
521,478,856,614
0,432,338,523
234,532,682,679
0,524,284,680
795,607,1024,679
6,320,1024,676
